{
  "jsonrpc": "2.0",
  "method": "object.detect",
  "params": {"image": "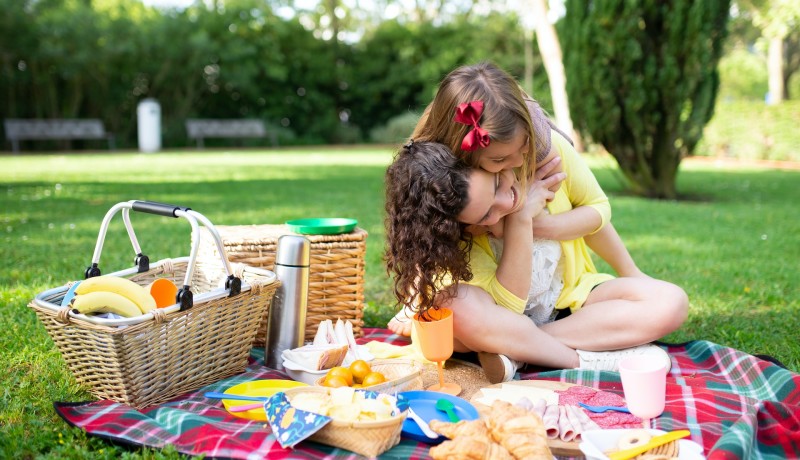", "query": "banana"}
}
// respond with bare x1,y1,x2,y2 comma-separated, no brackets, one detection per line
70,291,143,317
75,276,156,314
